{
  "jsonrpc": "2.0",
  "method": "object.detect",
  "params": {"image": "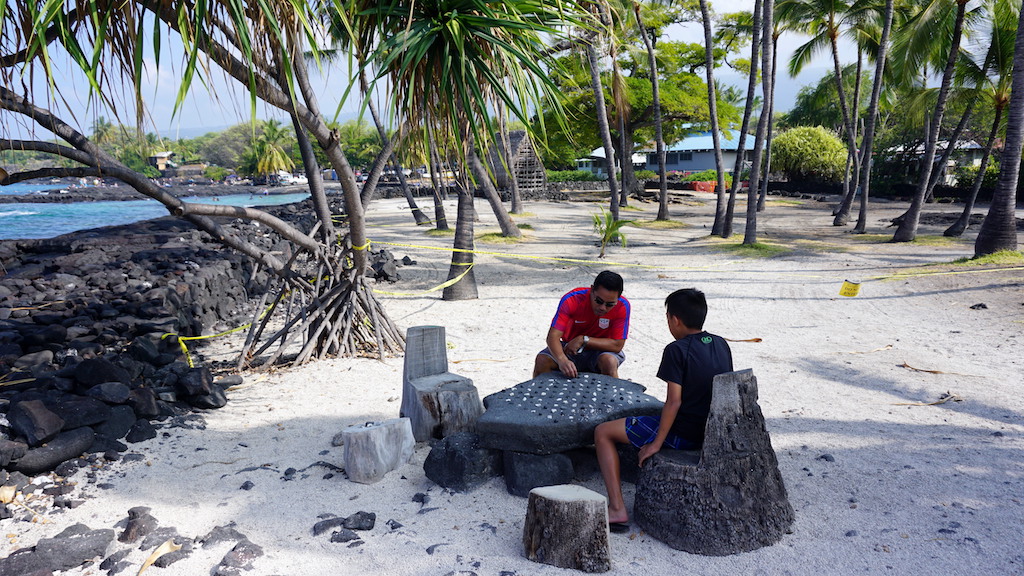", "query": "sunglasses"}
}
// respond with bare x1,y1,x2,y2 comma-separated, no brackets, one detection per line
594,295,617,309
